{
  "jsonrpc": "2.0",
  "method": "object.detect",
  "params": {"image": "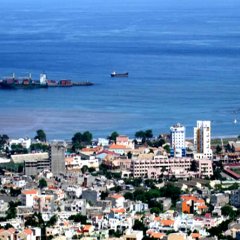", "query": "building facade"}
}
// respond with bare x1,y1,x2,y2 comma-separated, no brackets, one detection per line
50,141,66,176
170,123,186,158
130,156,192,178
194,121,213,160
